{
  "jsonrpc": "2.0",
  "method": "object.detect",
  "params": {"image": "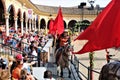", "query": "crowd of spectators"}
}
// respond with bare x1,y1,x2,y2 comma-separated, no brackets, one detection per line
0,29,51,80
0,28,73,80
